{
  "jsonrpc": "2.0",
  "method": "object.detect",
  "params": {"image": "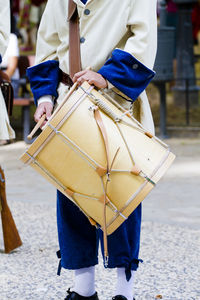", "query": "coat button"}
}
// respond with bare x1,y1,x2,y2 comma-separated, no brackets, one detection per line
132,63,139,70
84,9,90,15
80,37,86,43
